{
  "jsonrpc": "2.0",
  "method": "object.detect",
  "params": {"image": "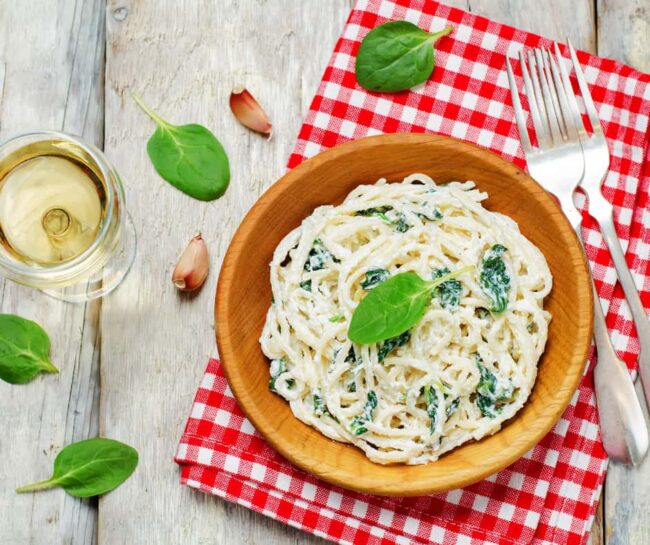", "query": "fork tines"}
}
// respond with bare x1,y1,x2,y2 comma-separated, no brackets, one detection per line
506,41,605,153
507,47,580,151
